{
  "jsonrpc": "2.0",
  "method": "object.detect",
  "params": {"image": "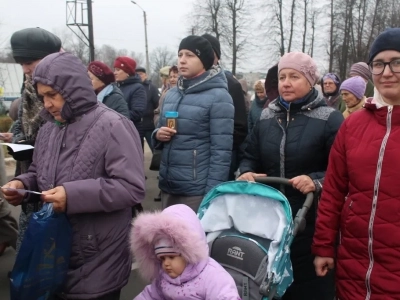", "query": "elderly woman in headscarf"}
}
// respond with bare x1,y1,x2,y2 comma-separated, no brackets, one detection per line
238,51,343,299
321,73,342,109
2,52,145,299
